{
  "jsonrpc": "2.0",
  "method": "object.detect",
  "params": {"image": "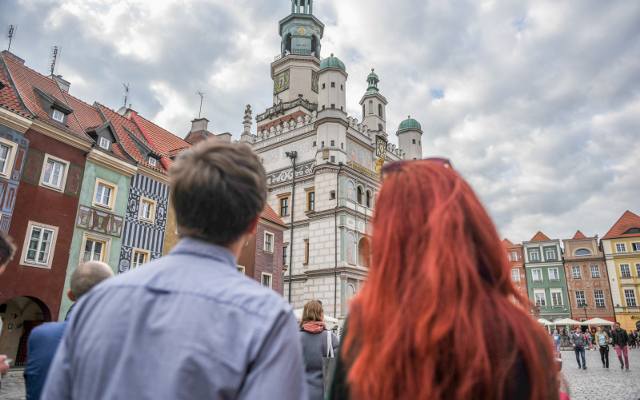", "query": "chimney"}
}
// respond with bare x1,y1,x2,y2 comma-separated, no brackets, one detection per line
53,75,70,93
191,117,209,133
216,132,232,143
